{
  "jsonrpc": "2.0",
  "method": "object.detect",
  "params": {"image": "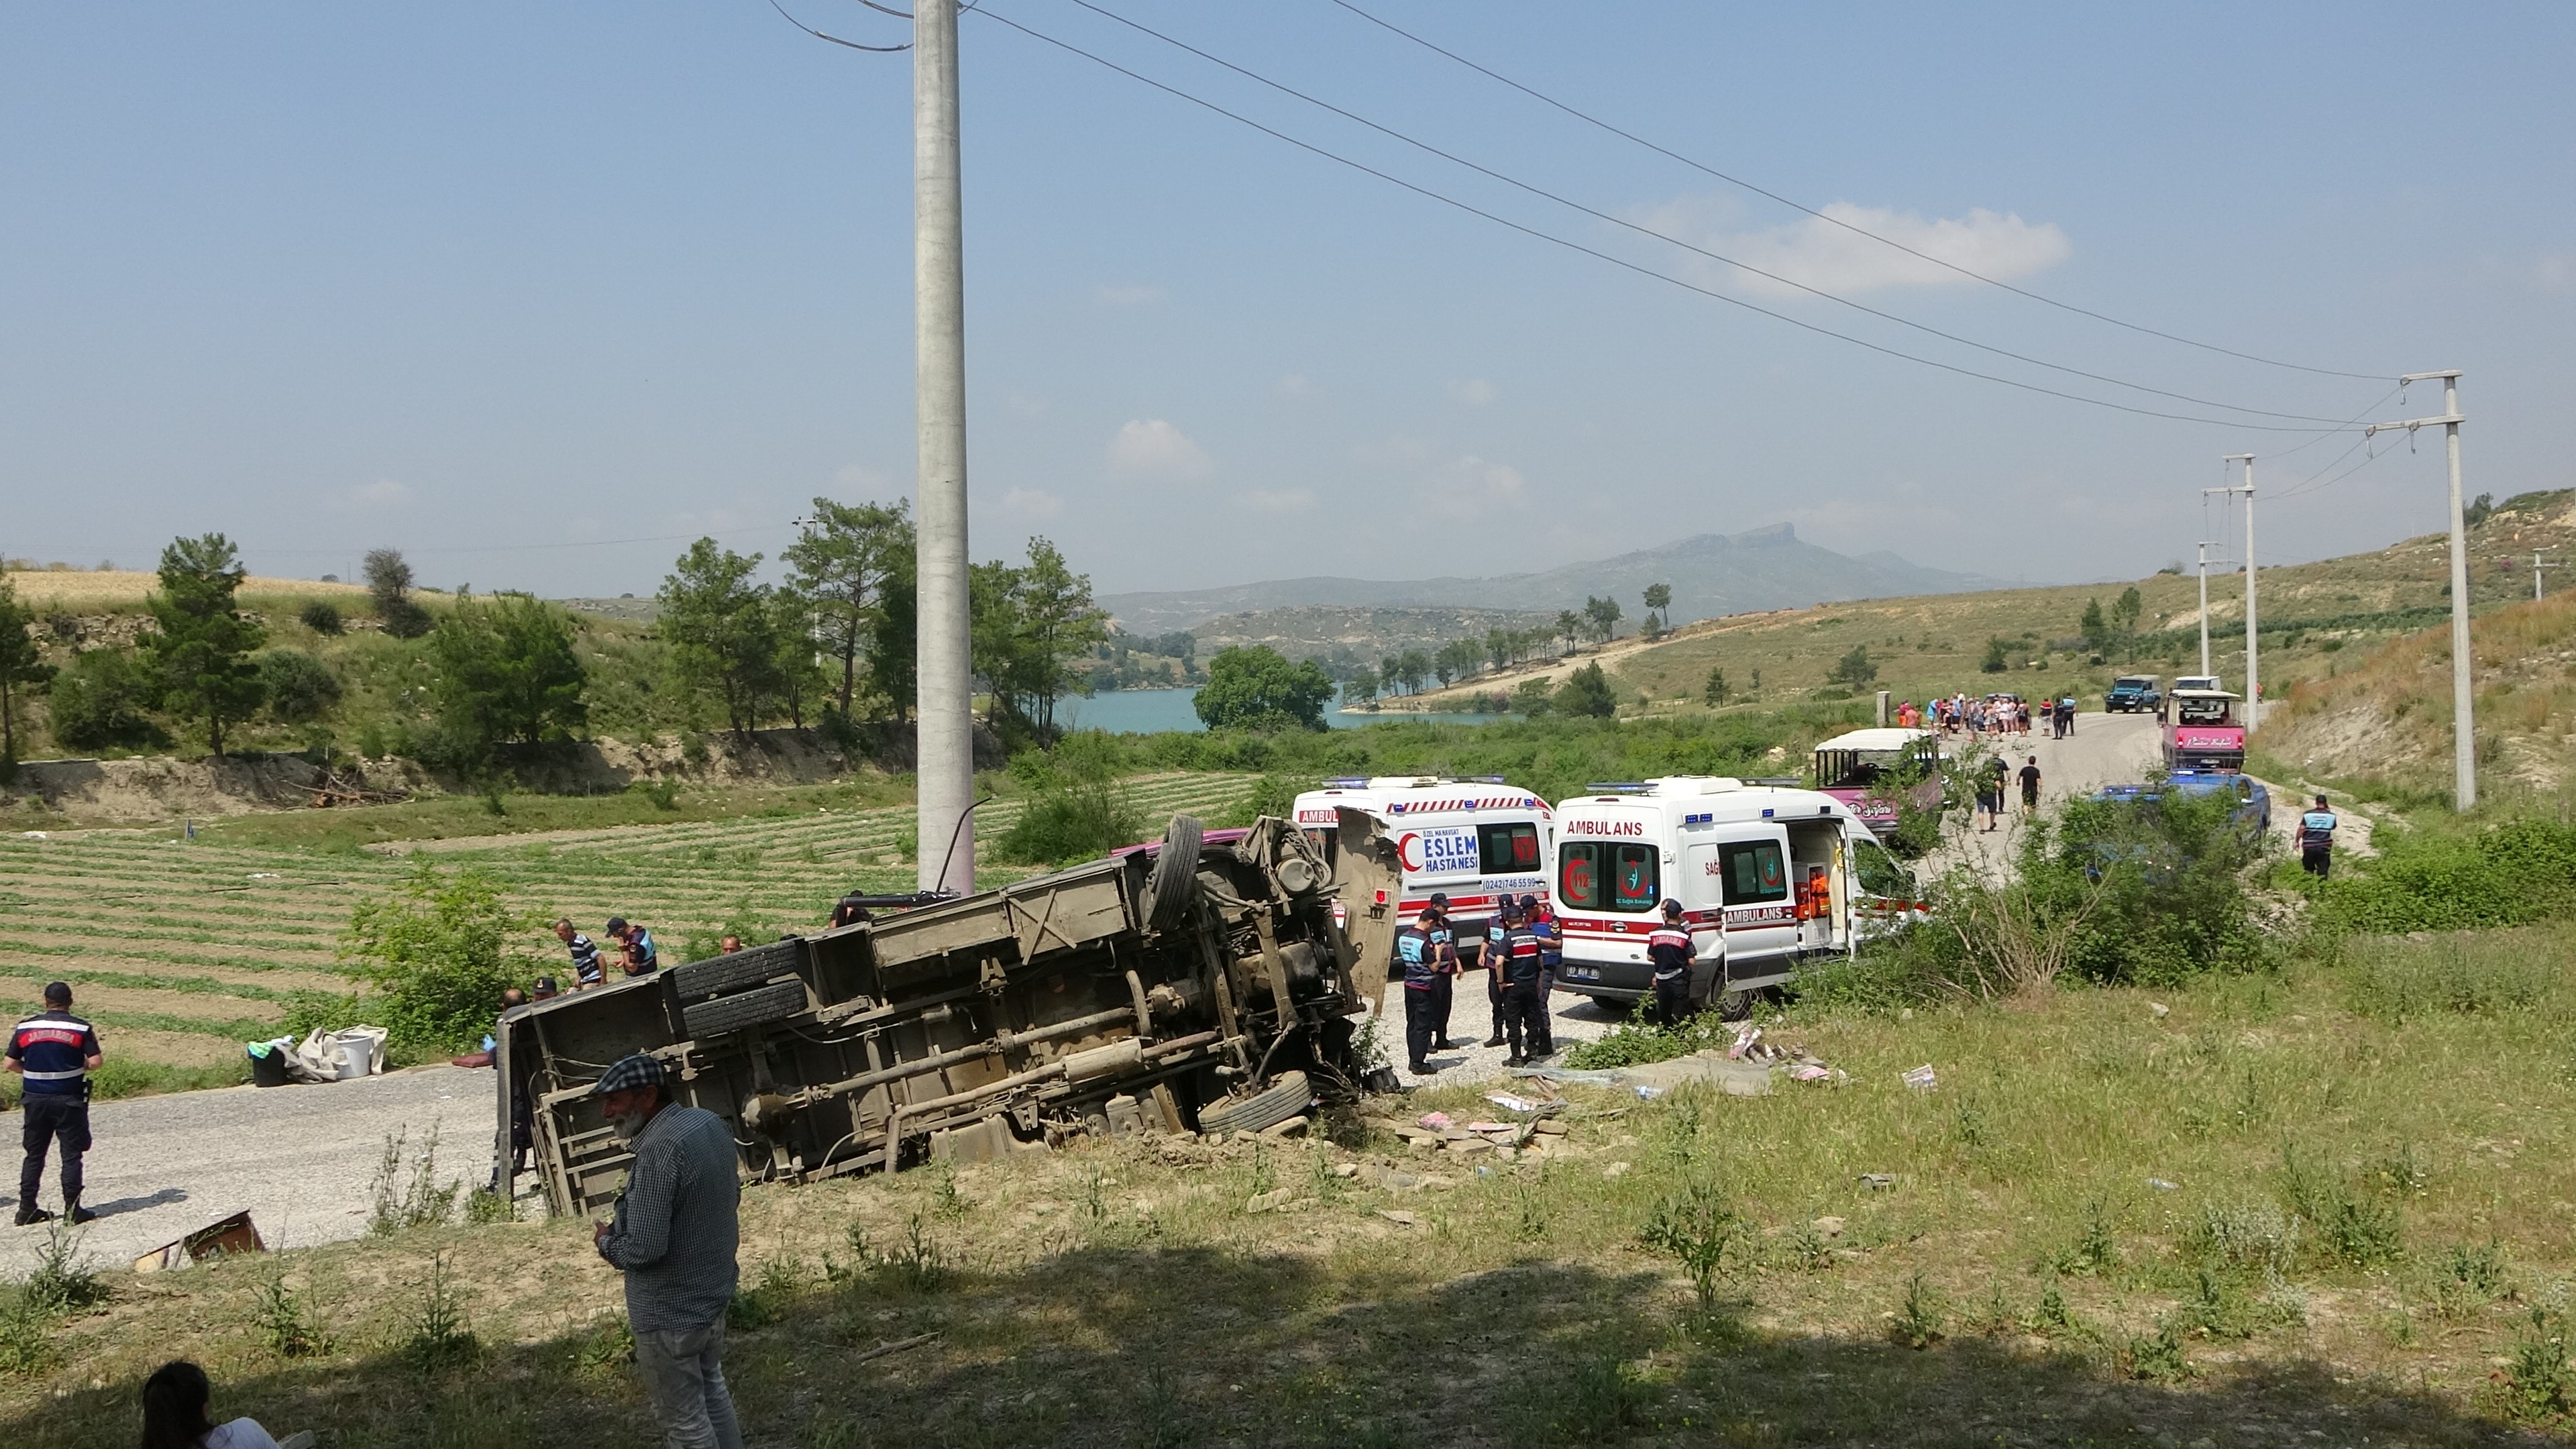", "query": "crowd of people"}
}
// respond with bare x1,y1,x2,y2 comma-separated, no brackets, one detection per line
1395,892,1563,1072
1894,691,2078,739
